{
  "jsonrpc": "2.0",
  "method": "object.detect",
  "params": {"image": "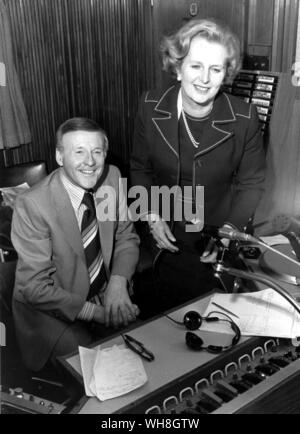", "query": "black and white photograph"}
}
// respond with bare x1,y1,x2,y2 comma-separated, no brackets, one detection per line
1,0,300,419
